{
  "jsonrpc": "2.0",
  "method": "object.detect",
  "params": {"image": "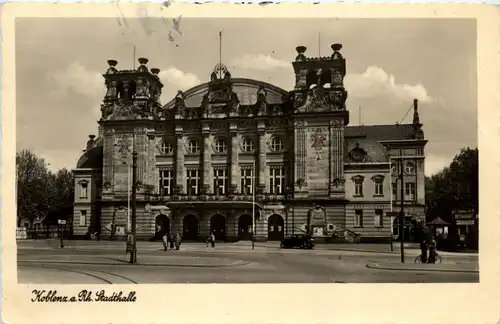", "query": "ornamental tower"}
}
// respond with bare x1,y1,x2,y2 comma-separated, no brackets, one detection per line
291,43,350,199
